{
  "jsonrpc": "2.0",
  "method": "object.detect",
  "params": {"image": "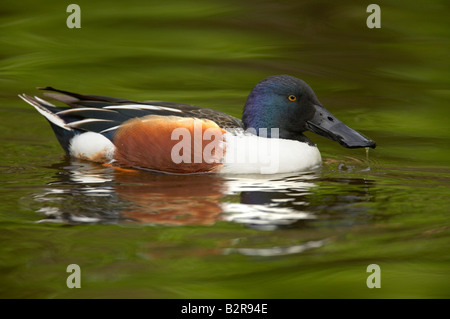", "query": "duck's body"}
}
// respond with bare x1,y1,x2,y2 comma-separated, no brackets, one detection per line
20,75,375,174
